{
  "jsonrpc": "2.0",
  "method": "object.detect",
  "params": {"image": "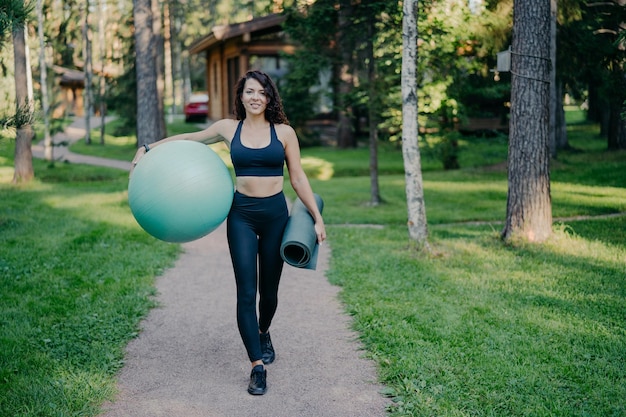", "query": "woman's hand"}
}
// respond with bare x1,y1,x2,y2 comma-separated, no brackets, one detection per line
130,146,148,176
315,219,327,245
